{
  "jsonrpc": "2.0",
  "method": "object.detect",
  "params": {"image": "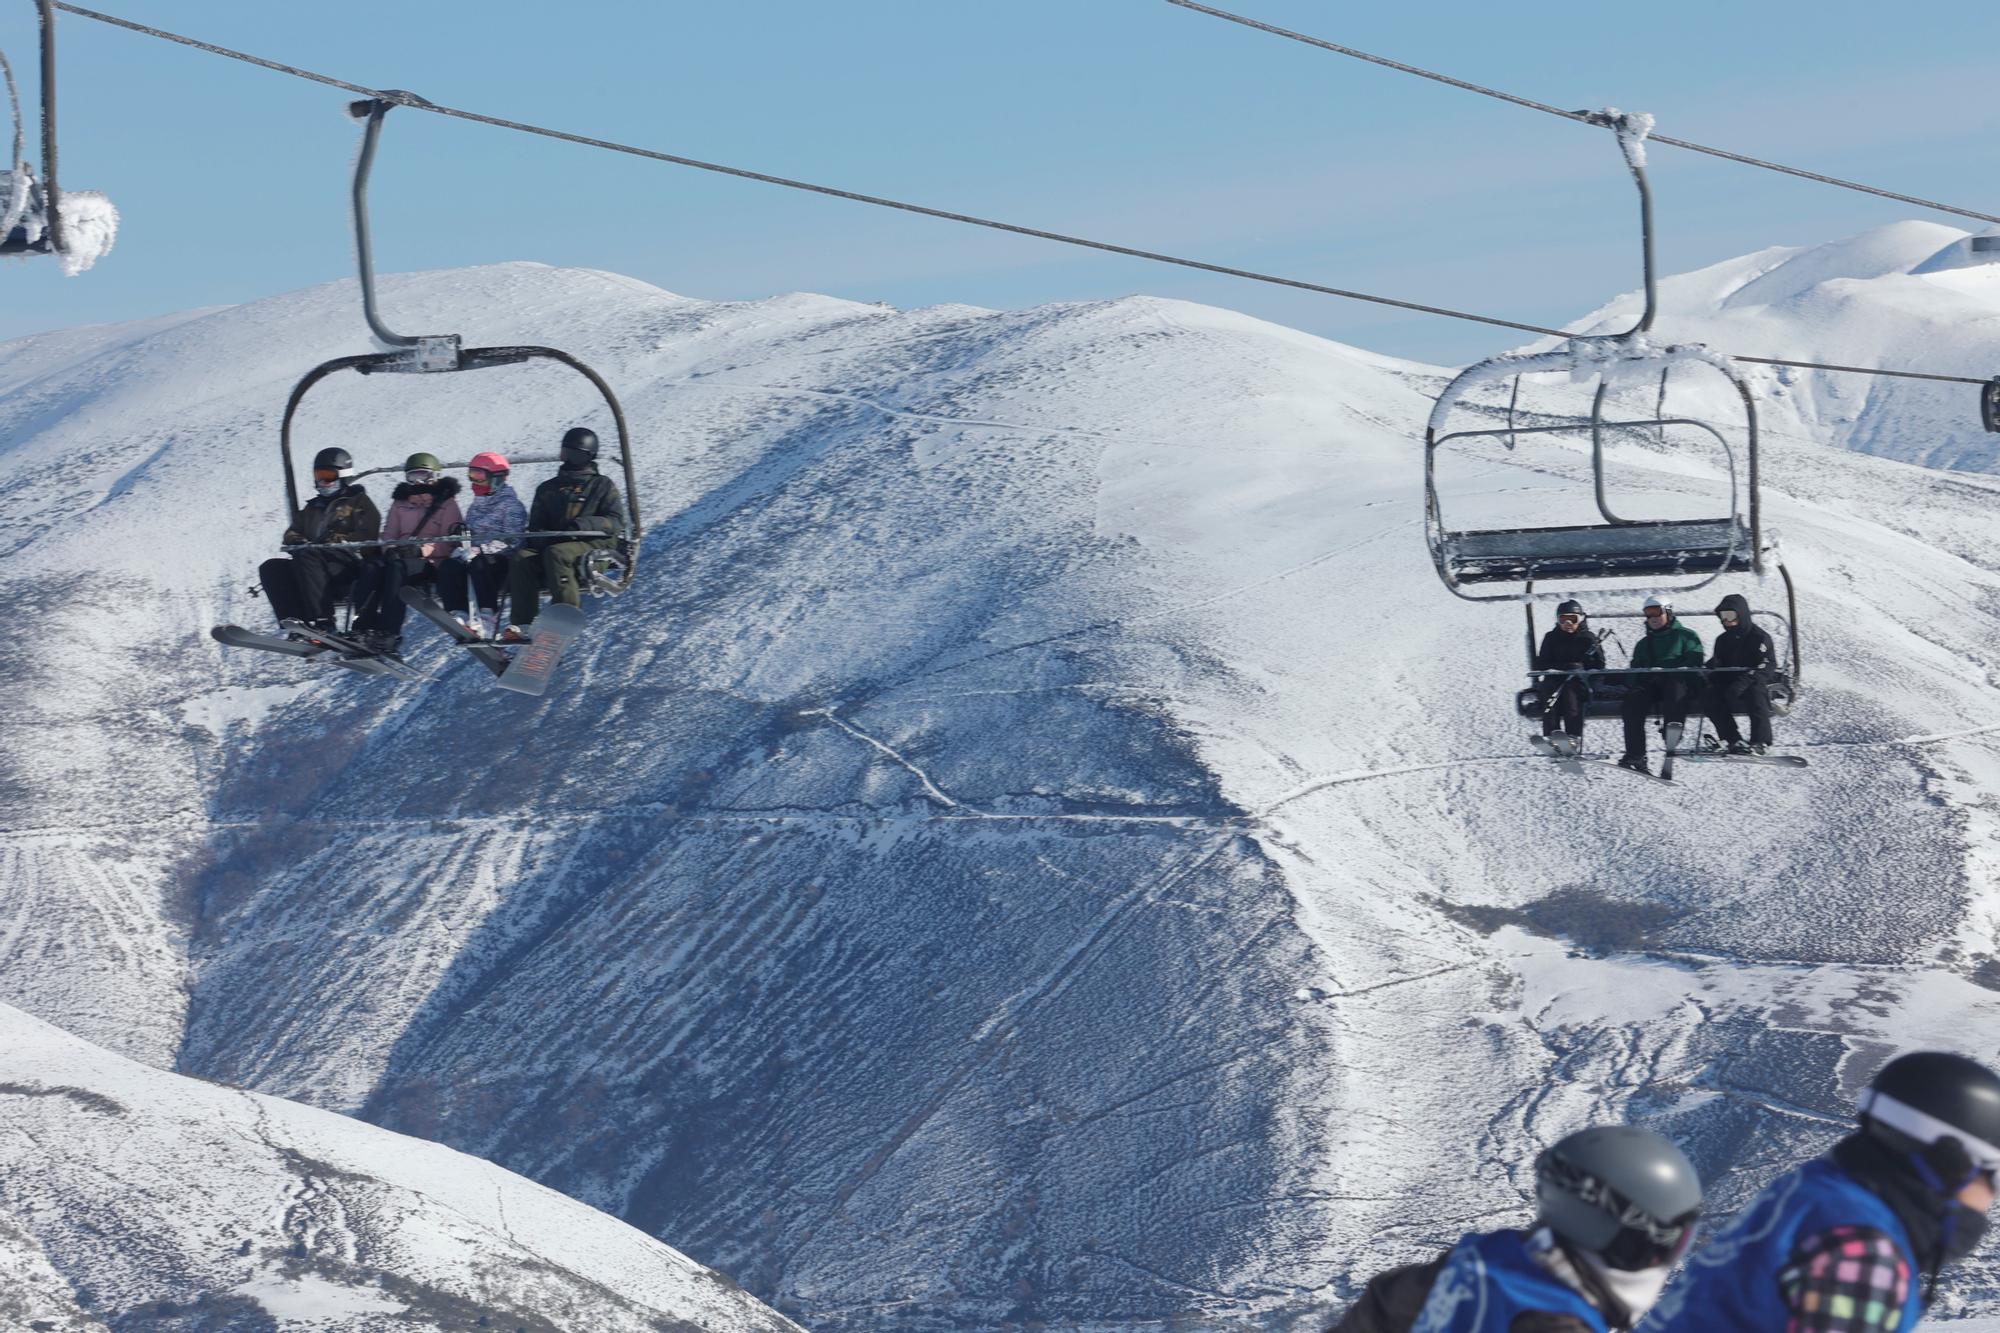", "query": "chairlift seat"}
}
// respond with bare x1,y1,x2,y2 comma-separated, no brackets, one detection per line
1445,517,1753,585
1517,670,1794,721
